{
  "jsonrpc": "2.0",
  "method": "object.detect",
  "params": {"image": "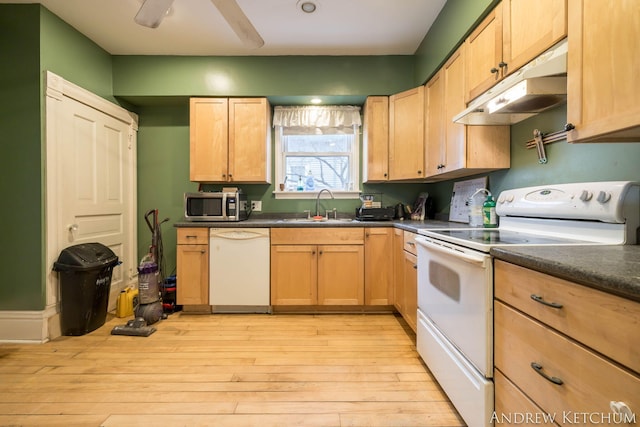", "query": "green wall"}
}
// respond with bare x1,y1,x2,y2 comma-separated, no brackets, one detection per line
0,5,113,310
113,55,415,102
0,5,43,310
40,7,114,102
414,0,496,85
